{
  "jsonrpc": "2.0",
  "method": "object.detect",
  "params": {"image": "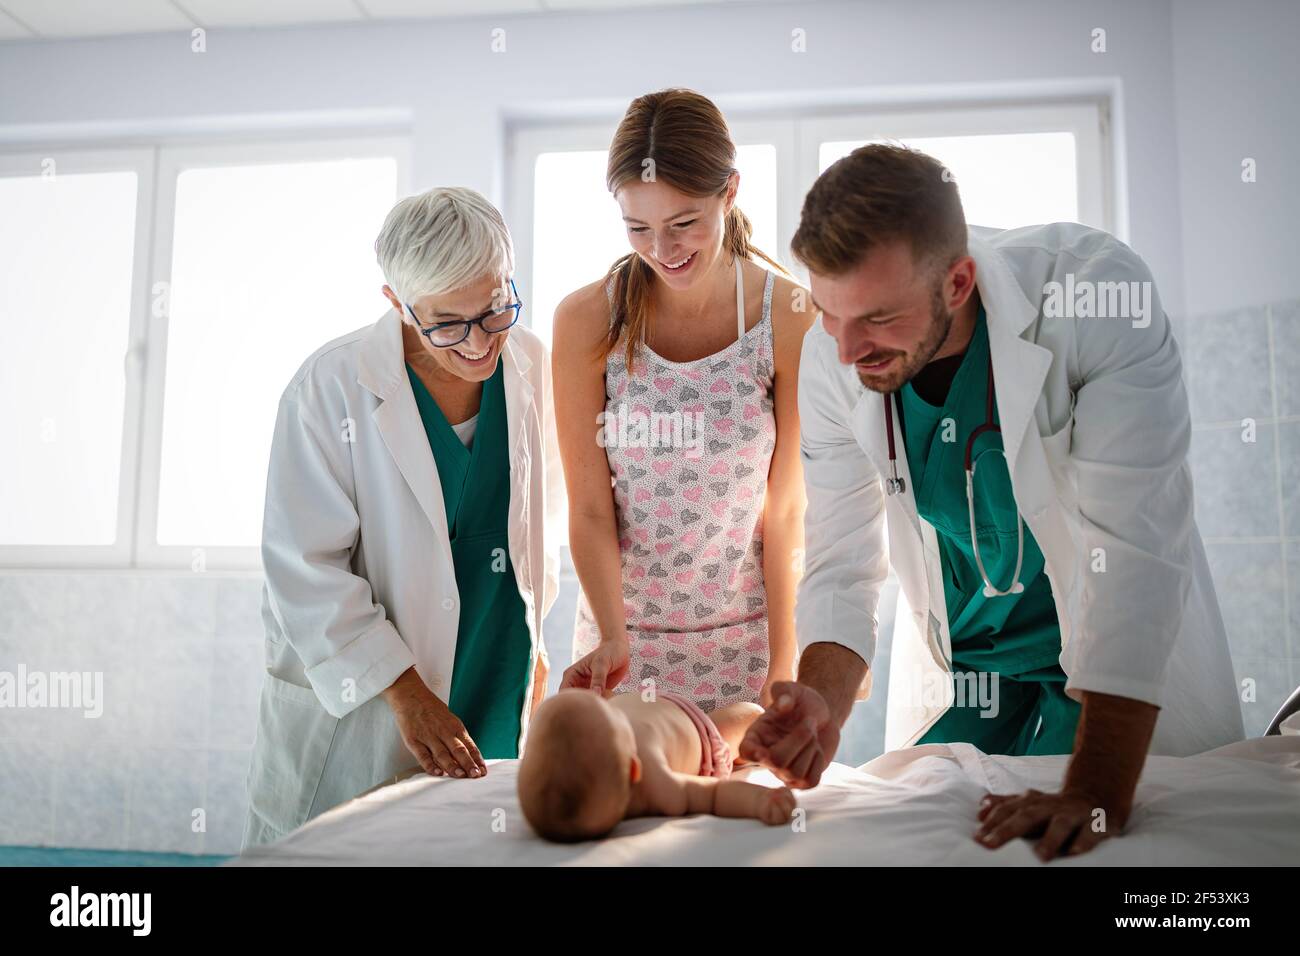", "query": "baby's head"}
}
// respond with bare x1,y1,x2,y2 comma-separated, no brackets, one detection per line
517,689,640,842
